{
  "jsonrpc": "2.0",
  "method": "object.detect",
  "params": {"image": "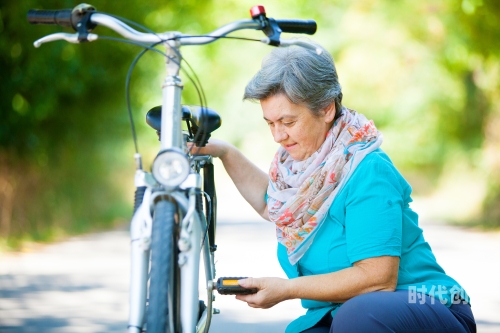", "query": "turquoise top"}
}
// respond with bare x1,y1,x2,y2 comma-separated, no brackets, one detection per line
274,149,469,333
